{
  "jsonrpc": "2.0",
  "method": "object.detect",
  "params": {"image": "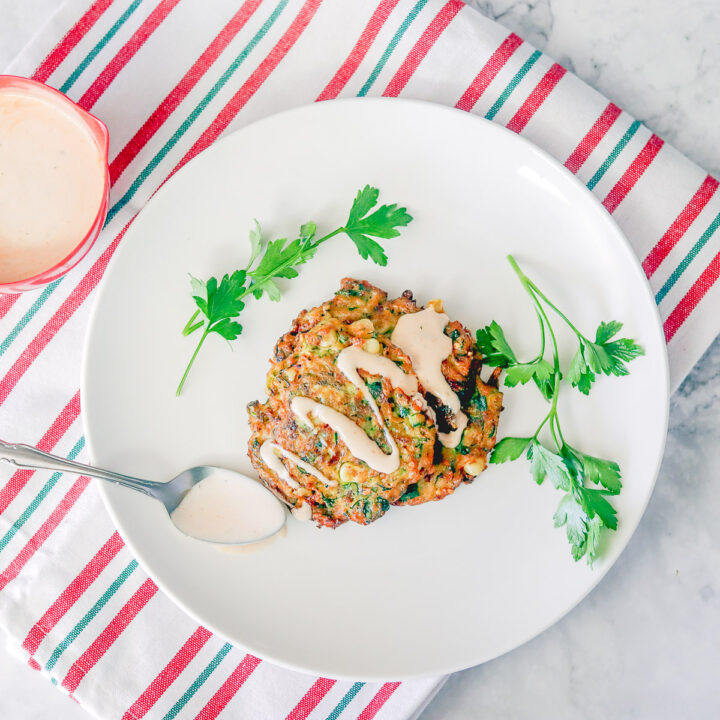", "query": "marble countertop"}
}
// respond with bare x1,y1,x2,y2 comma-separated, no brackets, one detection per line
2,1,719,718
